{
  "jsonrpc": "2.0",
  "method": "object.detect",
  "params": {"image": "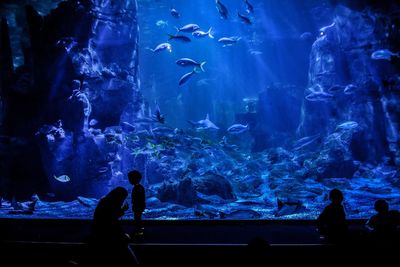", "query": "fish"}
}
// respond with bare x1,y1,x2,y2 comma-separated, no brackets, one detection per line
305,91,334,102
170,7,180,18
275,198,306,217
227,124,249,134
216,0,228,19
327,84,344,93
218,36,241,47
168,34,191,42
176,24,200,33
179,70,197,86
153,103,165,123
293,134,321,150
238,12,252,25
89,119,98,126
249,49,263,56
132,117,159,124
187,114,219,130
319,22,335,36
244,0,254,14
53,174,71,183
156,20,168,28
192,27,214,39
299,32,313,40
56,37,78,53
336,121,359,131
371,49,399,61
343,84,358,95
148,43,172,53
176,58,206,72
